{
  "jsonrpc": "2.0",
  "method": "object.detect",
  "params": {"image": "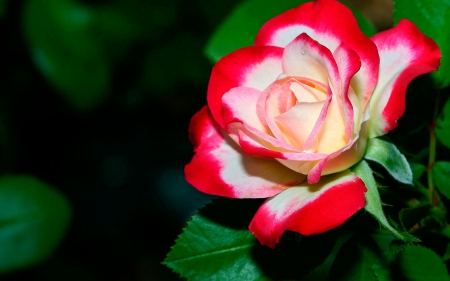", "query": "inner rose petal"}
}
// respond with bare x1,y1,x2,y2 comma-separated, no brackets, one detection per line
315,92,347,154
275,101,324,151
289,78,327,103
